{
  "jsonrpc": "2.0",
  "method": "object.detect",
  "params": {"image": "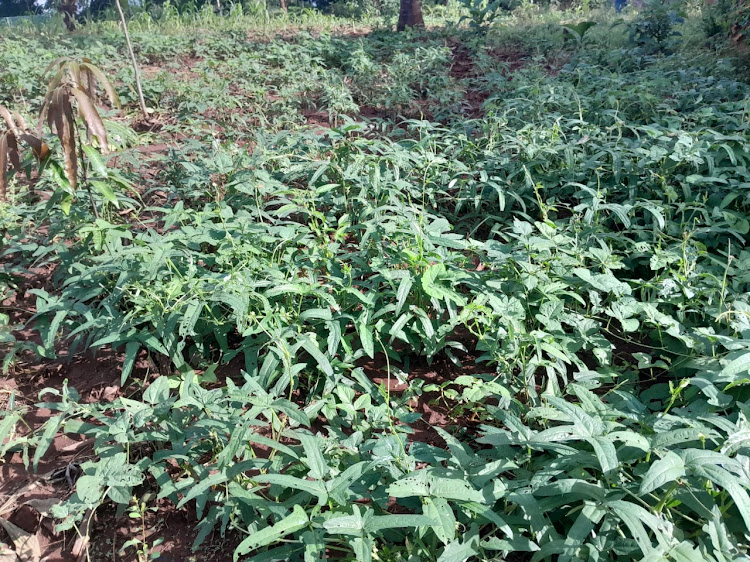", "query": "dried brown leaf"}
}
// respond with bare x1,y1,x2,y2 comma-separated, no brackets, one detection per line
0,106,19,136
61,92,78,189
19,135,50,162
66,61,82,90
81,66,95,102
11,112,28,134
43,67,63,102
70,87,108,153
37,84,58,138
0,518,41,562
45,89,61,137
80,63,121,108
49,89,77,189
6,133,20,172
